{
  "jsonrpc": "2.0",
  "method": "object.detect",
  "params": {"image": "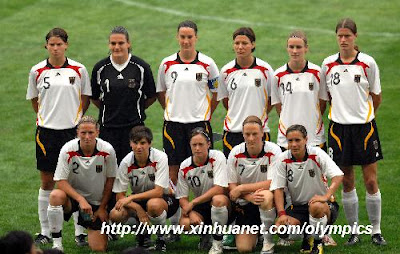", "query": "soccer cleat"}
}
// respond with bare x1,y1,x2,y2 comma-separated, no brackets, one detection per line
371,233,387,246
147,238,167,252
209,240,223,254
300,237,313,253
260,242,275,254
75,234,88,247
310,240,323,254
345,234,360,246
164,233,181,243
136,234,152,248
222,234,236,250
322,234,337,246
277,237,294,246
198,234,212,250
34,233,52,245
